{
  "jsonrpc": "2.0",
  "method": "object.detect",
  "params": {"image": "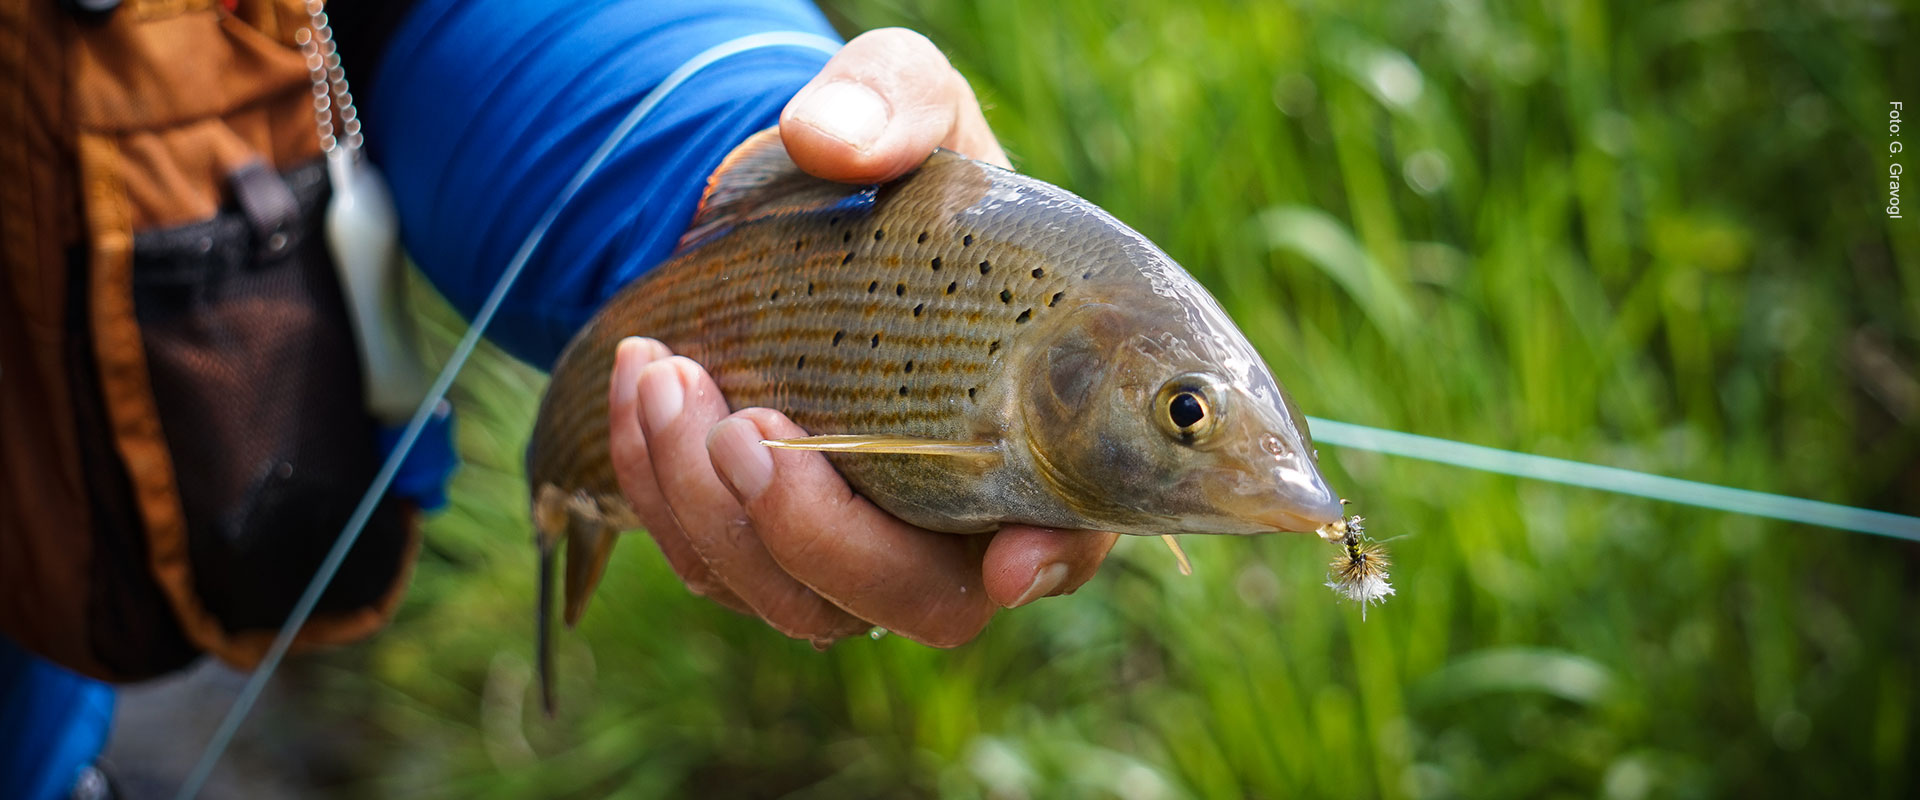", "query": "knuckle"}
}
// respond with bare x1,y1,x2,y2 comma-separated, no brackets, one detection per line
722,513,758,549
862,26,937,54
685,576,722,599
